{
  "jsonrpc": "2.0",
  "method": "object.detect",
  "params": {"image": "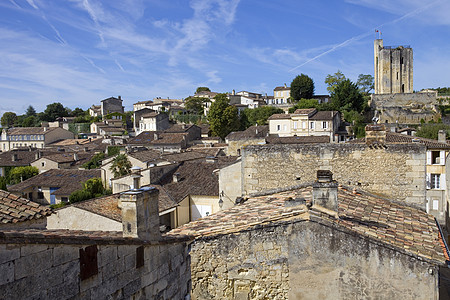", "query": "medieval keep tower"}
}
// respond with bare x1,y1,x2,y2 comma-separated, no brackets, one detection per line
374,39,413,94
